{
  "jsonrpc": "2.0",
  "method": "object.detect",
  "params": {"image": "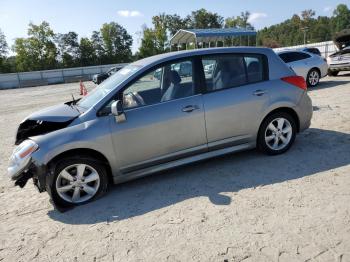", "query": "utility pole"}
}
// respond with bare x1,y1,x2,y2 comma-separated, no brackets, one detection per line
301,27,309,46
